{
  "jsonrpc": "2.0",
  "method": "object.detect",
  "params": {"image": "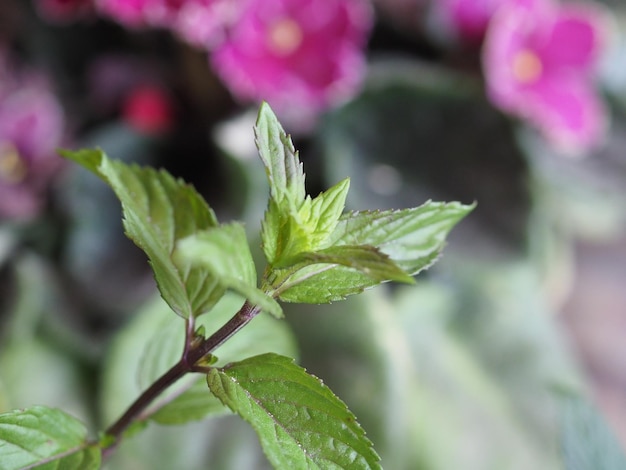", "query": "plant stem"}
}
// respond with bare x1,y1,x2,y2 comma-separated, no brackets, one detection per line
186,301,260,365
101,301,261,458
